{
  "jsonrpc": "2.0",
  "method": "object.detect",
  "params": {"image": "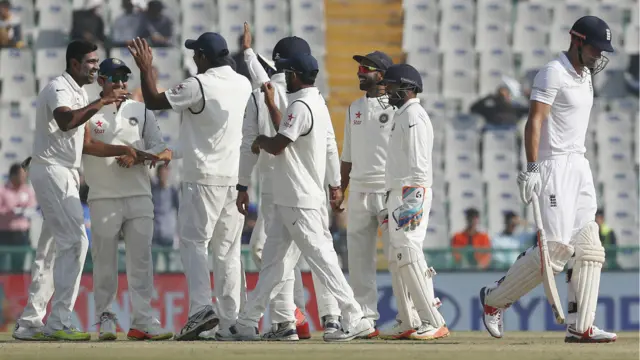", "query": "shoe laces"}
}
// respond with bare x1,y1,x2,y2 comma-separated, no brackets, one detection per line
96,313,117,327
484,306,501,323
